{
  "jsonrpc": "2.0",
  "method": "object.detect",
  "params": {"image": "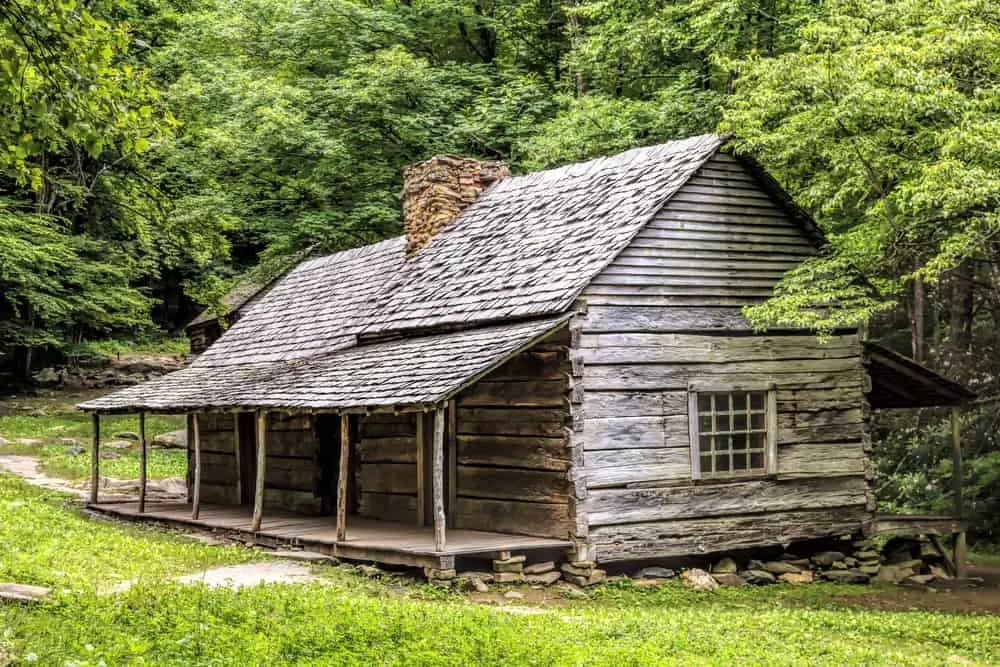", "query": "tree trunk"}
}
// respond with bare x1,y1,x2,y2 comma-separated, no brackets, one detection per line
950,261,974,354
911,275,925,363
